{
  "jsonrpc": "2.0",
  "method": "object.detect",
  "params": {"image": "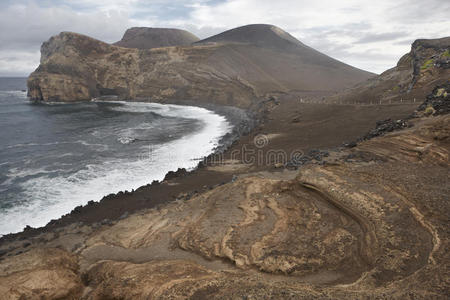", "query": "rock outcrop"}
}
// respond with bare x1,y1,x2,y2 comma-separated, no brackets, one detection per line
0,248,83,299
27,24,374,107
327,37,450,104
114,27,199,49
